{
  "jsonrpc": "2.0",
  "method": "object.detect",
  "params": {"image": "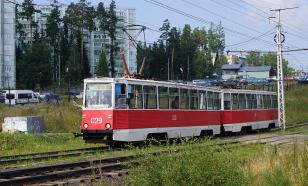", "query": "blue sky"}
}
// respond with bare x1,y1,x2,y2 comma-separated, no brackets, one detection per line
30,0,308,70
